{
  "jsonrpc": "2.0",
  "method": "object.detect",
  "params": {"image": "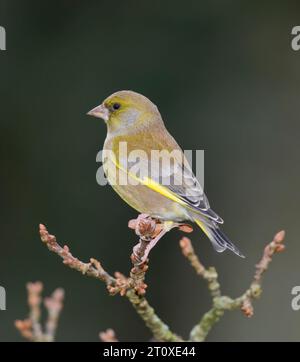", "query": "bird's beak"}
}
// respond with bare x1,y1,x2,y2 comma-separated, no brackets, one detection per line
87,104,109,122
